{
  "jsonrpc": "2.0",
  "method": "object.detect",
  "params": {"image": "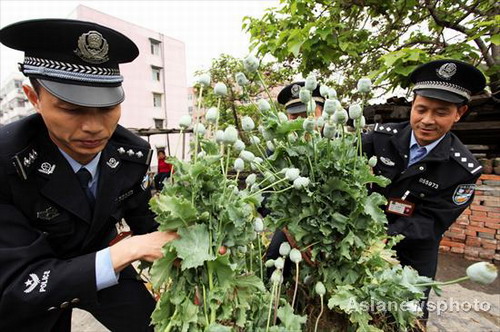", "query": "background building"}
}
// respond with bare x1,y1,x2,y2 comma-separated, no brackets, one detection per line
70,5,189,165
0,73,34,125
